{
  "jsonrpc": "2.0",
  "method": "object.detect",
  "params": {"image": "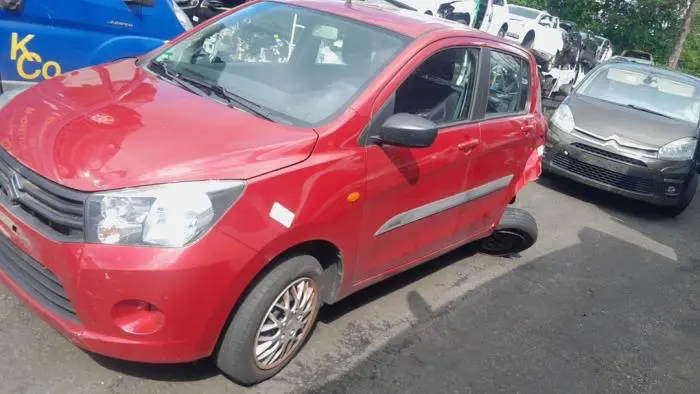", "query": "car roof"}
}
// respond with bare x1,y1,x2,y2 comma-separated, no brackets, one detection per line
273,0,500,39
